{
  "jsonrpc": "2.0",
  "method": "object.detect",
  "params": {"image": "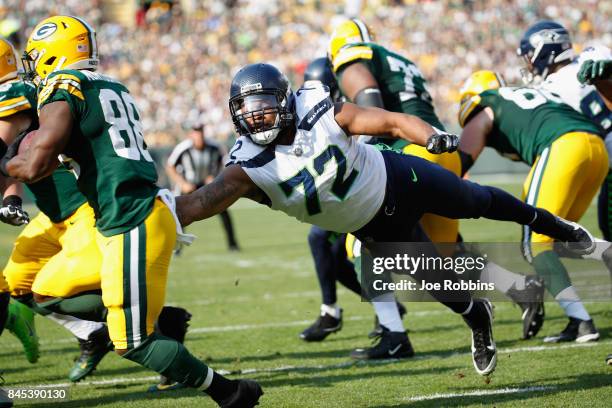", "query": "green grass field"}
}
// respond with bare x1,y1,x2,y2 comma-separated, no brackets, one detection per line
1,181,611,407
